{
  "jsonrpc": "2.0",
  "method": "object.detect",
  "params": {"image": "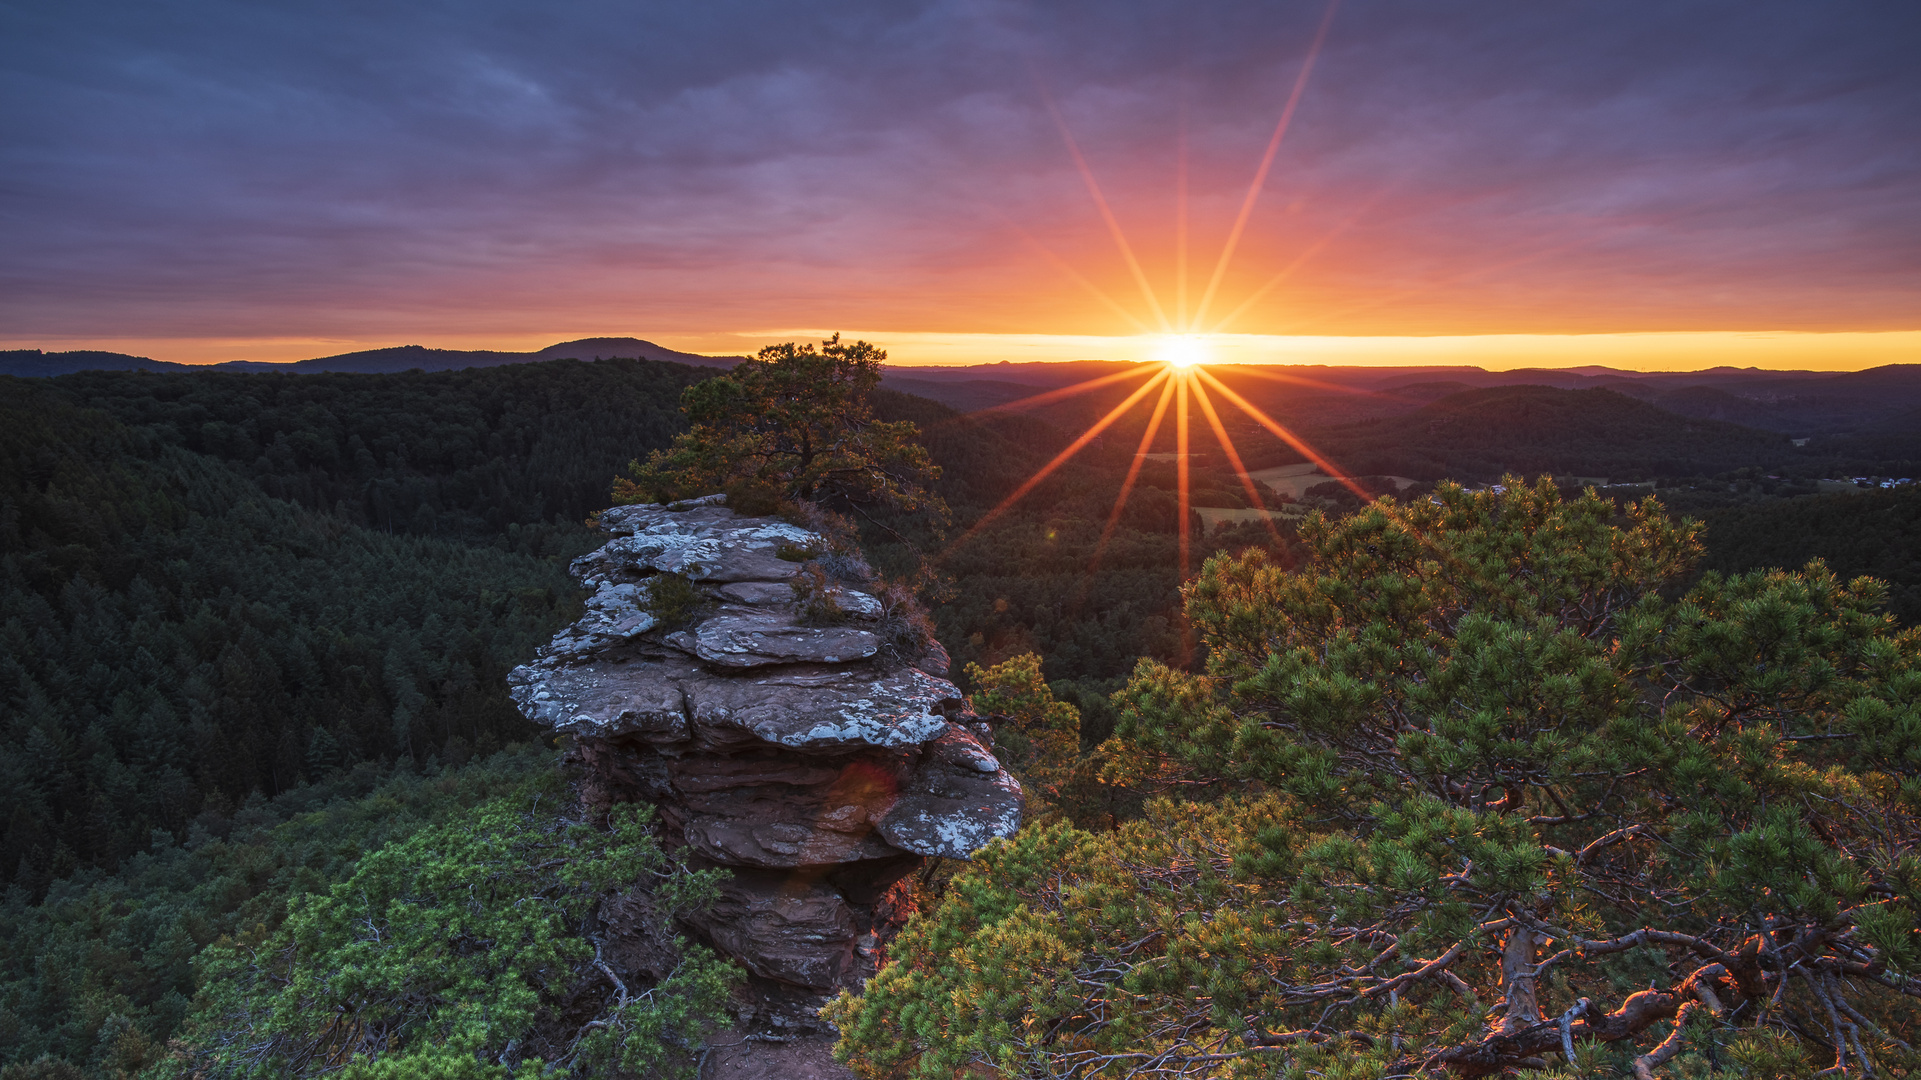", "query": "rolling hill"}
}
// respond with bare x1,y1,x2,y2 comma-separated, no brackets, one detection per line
1306,386,1796,481
0,337,735,377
